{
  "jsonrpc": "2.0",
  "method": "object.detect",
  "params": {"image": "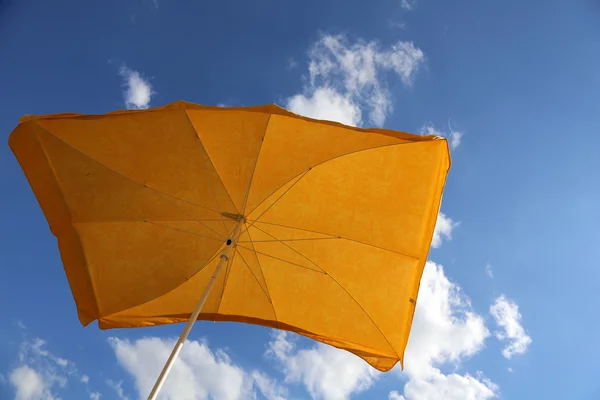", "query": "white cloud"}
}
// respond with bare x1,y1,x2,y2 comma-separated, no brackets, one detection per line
420,124,440,136
400,370,498,400
287,34,424,127
485,264,494,279
10,366,48,400
404,262,489,380
432,212,457,249
118,65,154,110
81,375,89,384
267,331,379,400
90,392,102,400
490,296,532,359
420,123,462,150
287,87,361,127
389,390,405,399
110,337,281,400
395,262,497,400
